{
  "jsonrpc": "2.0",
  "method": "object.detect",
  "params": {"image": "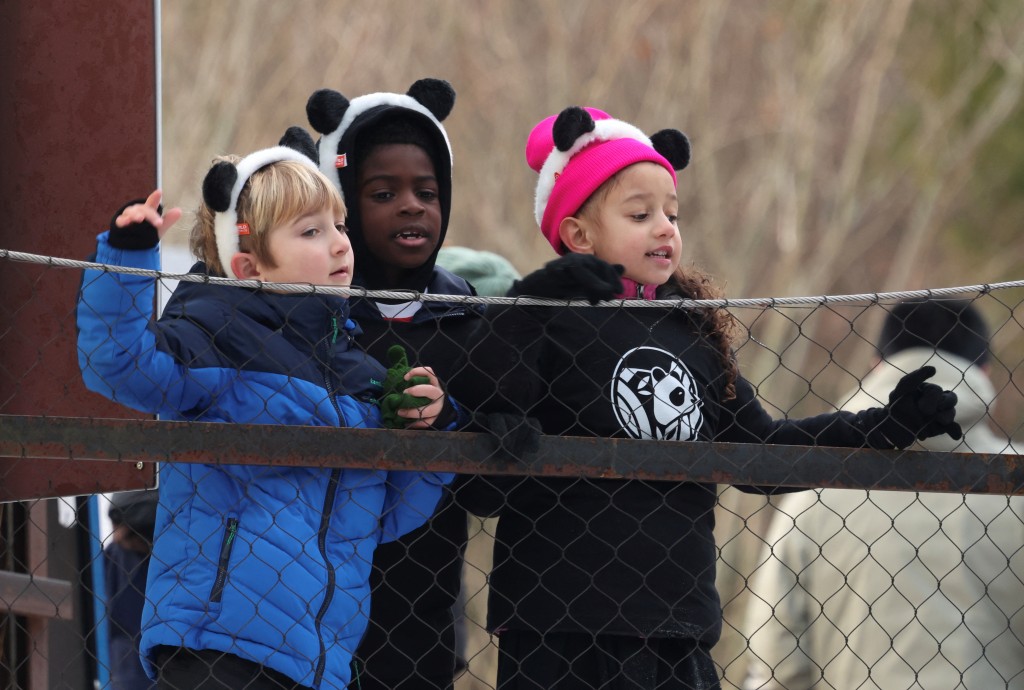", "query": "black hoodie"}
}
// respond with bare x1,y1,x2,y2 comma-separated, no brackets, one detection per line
309,80,485,689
